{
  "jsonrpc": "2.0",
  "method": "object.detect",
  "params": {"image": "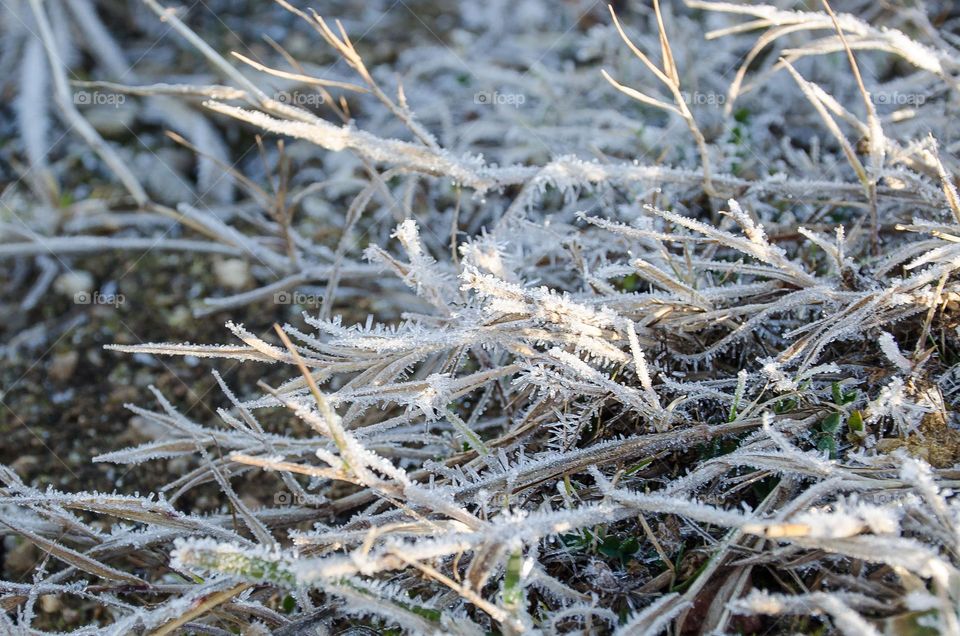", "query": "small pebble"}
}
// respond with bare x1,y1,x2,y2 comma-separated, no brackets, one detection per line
168,305,192,328
5,540,38,576
10,455,38,475
48,351,79,382
53,271,94,301
84,101,137,137
214,258,251,290
40,594,62,614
